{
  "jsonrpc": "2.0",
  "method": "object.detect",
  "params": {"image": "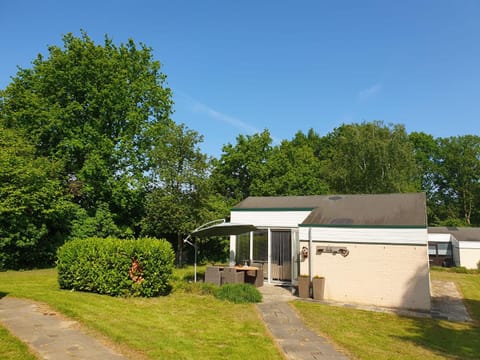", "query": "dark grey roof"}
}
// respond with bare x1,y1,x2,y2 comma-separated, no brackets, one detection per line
233,193,427,227
428,227,480,242
233,195,330,210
